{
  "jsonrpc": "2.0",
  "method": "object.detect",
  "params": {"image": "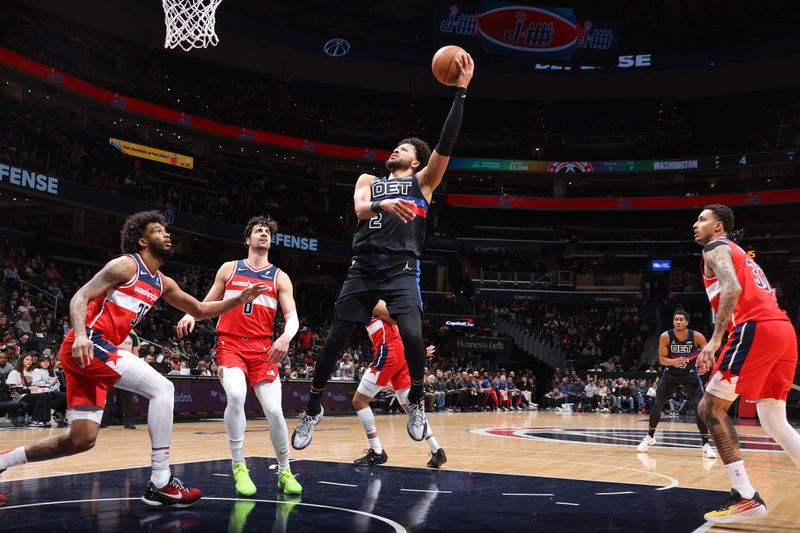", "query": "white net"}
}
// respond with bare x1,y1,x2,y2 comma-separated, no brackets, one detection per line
163,0,222,52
